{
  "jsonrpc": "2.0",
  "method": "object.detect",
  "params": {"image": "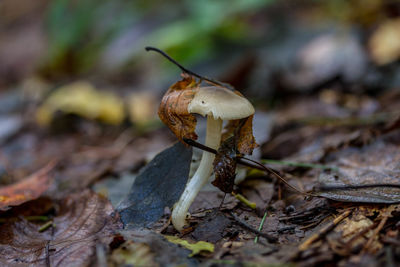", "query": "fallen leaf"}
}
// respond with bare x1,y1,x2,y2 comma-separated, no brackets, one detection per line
223,115,258,155
164,235,214,257
212,137,237,193
158,74,200,142
117,141,192,228
36,81,125,126
369,18,400,65
0,162,54,211
316,140,400,204
211,115,258,193
0,190,121,266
